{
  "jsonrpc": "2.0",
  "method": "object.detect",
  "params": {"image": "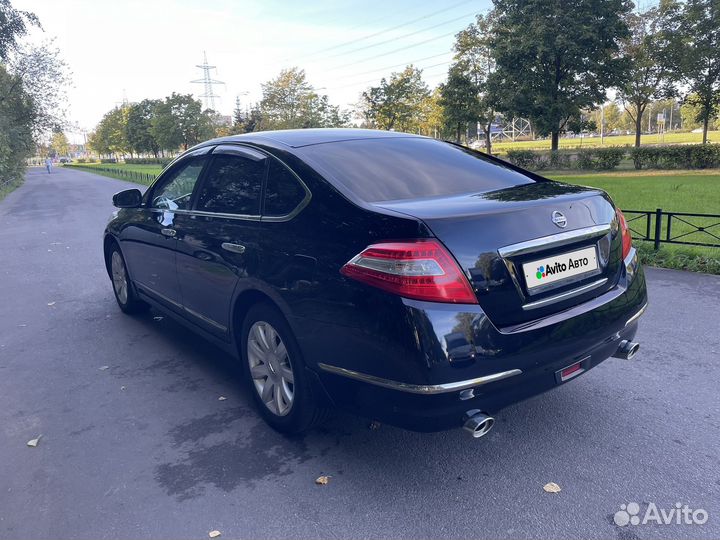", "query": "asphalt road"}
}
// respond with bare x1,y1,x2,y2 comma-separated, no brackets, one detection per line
1,167,719,540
